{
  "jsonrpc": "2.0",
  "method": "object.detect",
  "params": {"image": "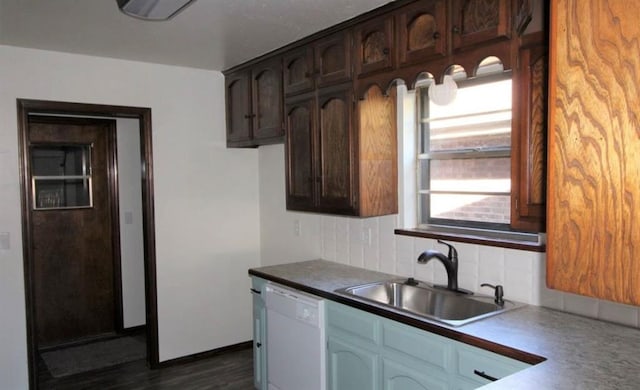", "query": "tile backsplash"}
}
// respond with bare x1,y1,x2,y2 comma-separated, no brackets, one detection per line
318,214,640,329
